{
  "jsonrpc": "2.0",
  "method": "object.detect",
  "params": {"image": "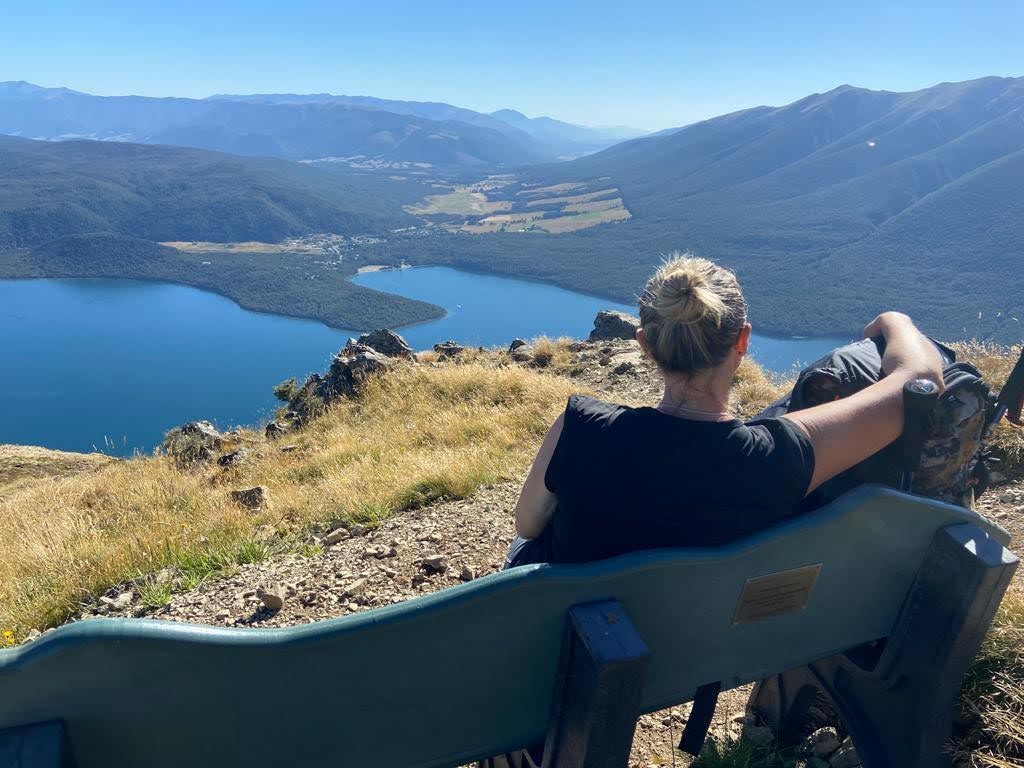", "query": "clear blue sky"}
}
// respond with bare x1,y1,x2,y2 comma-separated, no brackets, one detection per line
3,0,1022,130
